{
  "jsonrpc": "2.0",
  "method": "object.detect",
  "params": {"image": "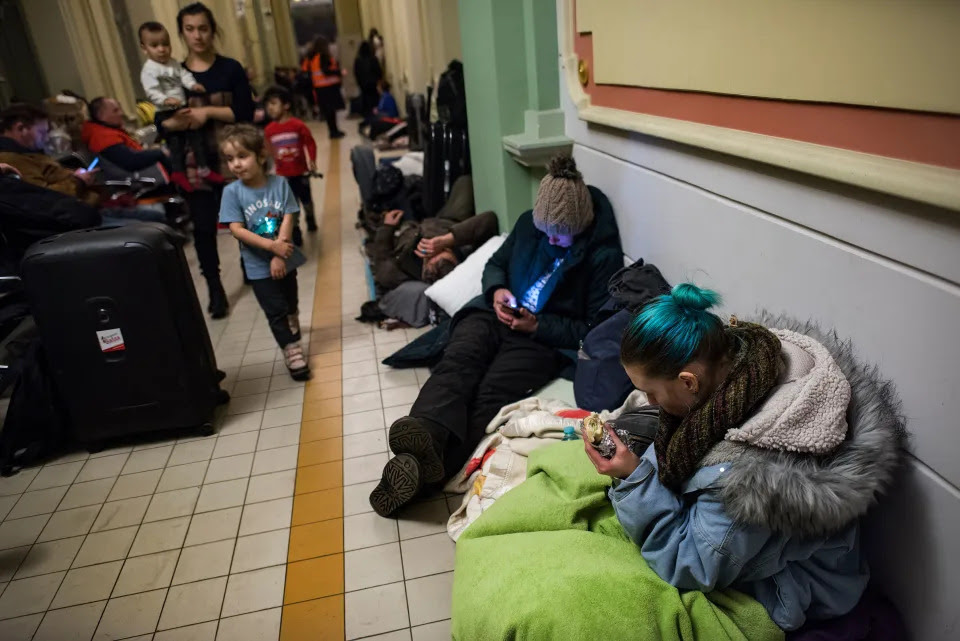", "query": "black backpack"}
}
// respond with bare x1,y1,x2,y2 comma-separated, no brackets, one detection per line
436,60,468,128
